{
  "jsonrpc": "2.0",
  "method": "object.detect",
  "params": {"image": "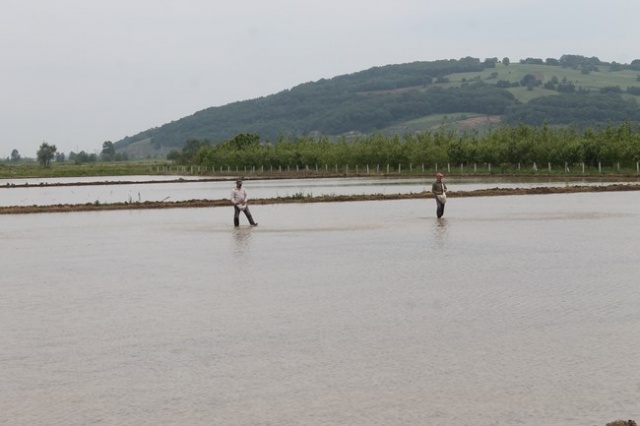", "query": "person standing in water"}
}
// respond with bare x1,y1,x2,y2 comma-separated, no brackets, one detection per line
431,172,447,218
230,179,258,227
